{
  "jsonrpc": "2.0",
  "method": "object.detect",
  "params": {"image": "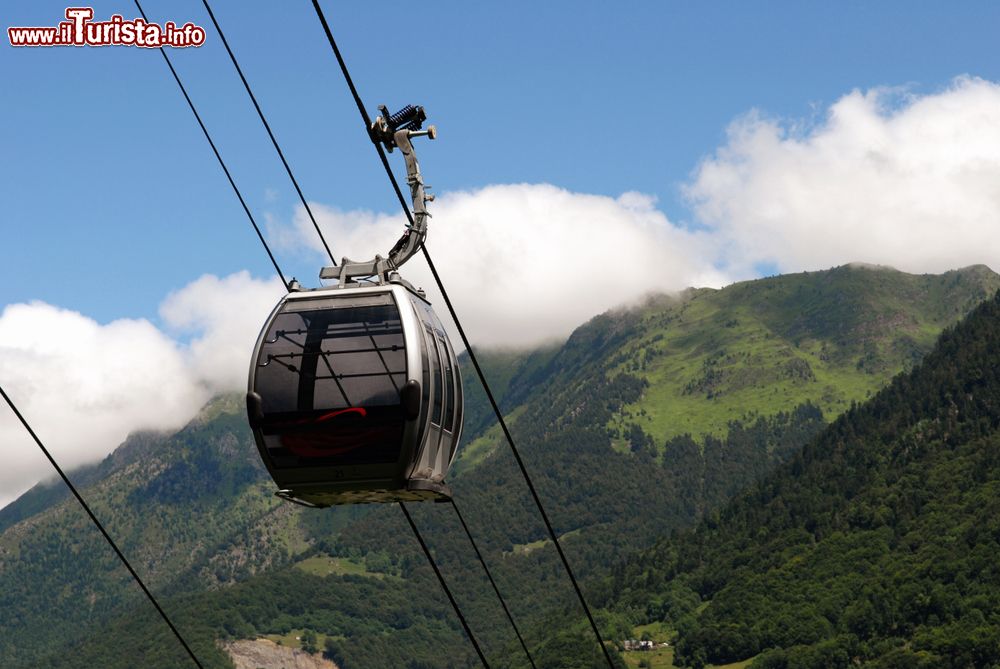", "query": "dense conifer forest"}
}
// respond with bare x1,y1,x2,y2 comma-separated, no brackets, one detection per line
609,290,1000,668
